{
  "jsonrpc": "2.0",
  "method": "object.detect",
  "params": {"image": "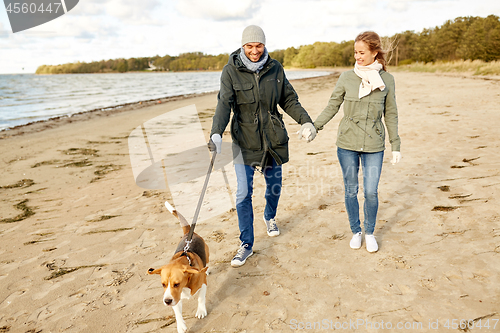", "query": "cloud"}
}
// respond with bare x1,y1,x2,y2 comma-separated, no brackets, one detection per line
386,1,411,12
17,13,121,40
1,0,498,74
68,0,162,25
253,0,381,48
0,21,8,38
105,0,161,23
384,0,451,12
176,0,262,21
